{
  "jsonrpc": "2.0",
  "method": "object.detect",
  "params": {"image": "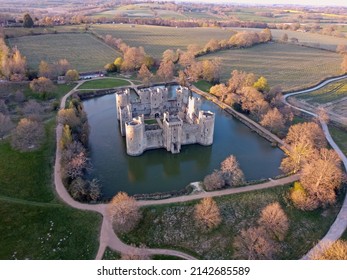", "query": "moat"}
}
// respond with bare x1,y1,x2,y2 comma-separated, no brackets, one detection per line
83,86,284,198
